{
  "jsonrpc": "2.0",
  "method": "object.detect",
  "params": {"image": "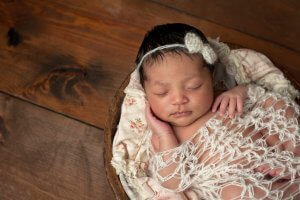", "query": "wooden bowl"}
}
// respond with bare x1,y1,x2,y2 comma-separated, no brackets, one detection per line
103,44,300,199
